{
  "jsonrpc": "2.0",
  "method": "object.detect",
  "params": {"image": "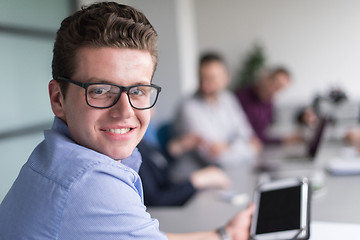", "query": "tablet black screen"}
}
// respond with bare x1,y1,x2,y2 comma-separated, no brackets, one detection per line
256,185,301,234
